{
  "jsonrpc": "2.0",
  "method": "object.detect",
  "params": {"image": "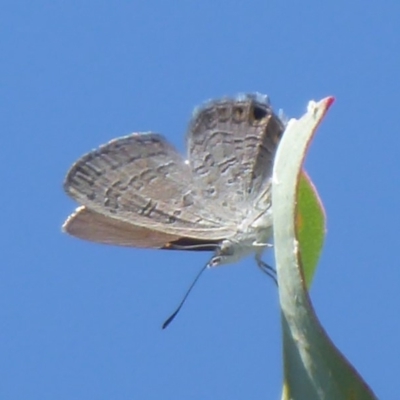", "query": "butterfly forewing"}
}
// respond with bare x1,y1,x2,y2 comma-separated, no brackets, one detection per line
64,133,235,240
